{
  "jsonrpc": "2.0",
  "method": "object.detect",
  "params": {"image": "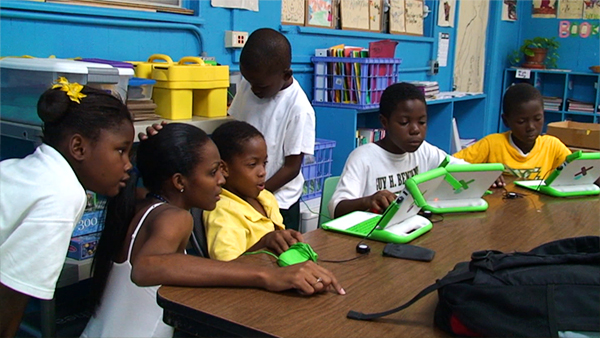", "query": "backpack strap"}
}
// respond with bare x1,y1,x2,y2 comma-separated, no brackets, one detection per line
347,270,476,321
